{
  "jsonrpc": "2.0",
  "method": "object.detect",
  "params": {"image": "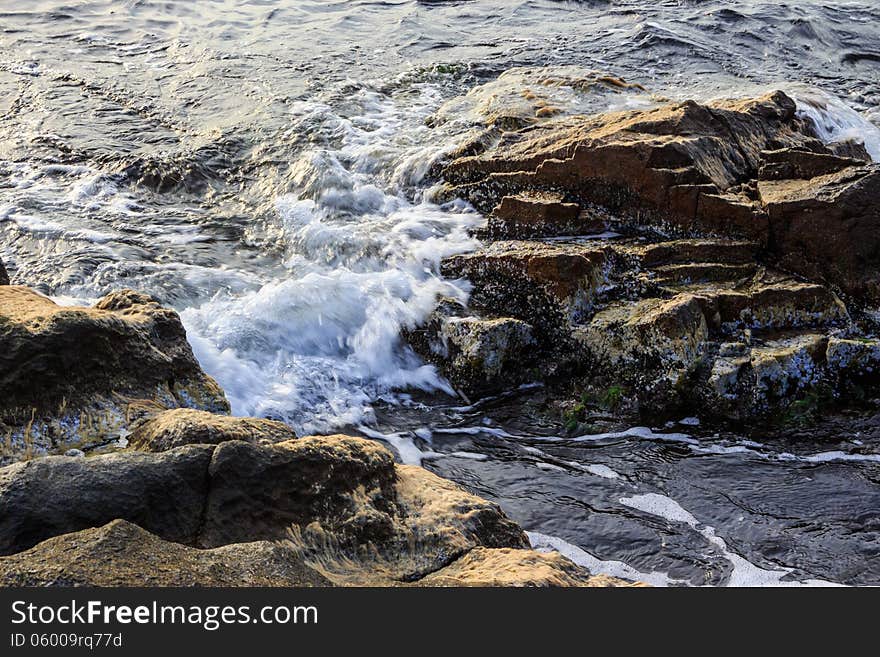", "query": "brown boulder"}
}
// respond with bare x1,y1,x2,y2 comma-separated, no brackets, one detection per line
0,432,529,581
128,408,297,452
440,88,880,307
760,164,880,303
442,91,816,240
199,436,402,549
0,520,628,587
758,147,865,181
0,520,332,587
416,547,635,587
0,287,229,460
442,241,609,331
485,193,605,239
